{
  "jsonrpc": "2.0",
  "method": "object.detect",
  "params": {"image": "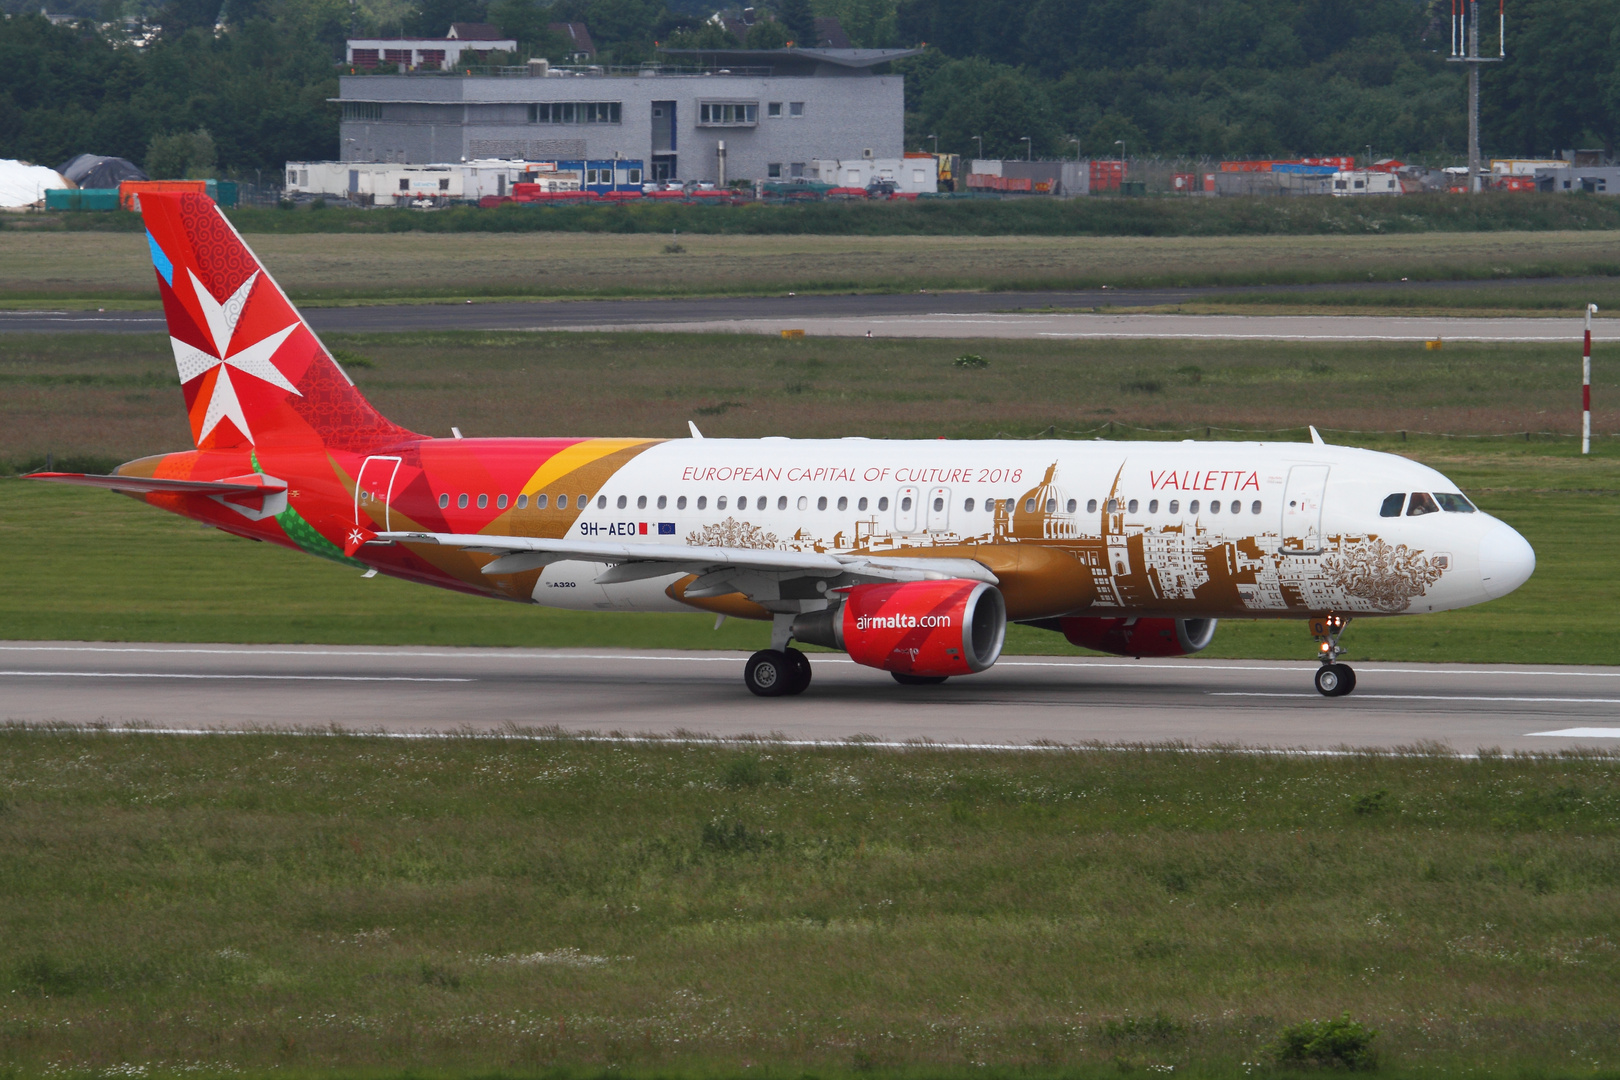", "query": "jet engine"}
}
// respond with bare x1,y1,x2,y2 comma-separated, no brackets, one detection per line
792,579,1006,678
1053,616,1217,657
